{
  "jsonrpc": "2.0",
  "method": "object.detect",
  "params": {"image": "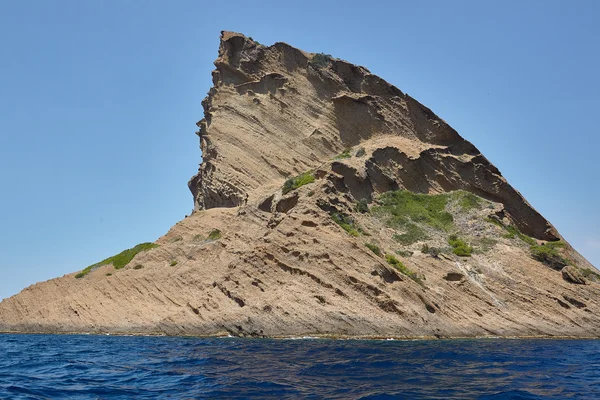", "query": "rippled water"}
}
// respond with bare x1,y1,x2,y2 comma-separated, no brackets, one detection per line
0,334,599,399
